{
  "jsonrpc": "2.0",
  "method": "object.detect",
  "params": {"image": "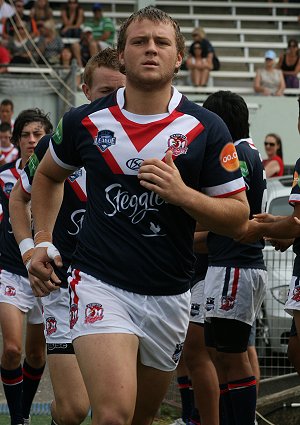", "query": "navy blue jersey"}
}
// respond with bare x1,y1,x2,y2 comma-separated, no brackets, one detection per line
20,134,87,287
49,87,246,295
191,253,208,288
0,159,27,276
207,138,267,269
289,159,300,275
